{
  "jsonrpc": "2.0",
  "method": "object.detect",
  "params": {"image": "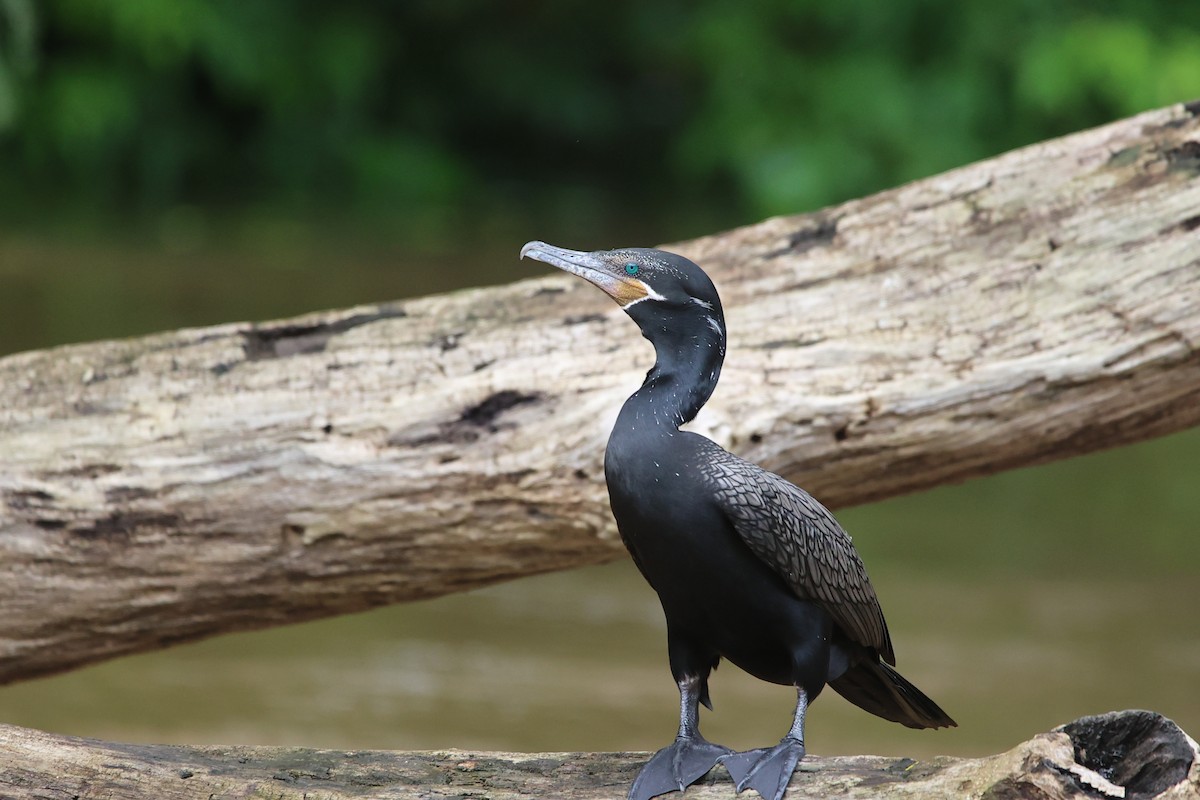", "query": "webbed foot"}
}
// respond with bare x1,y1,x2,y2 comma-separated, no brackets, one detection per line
722,736,805,800
628,735,733,800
